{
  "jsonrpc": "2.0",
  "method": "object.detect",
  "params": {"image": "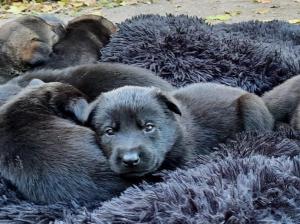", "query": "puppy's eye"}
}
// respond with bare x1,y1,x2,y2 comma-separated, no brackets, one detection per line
143,123,155,133
104,127,115,136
